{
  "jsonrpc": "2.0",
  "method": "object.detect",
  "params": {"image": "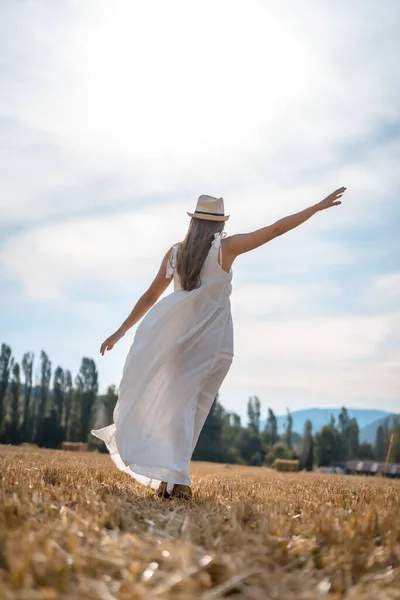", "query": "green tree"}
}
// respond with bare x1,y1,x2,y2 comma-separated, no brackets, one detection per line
346,418,359,459
382,417,390,445
382,417,390,441
192,394,228,462
264,408,278,446
358,442,375,460
36,351,52,432
265,441,291,465
300,419,313,471
232,413,241,428
389,417,400,464
239,428,263,464
375,425,386,461
338,407,350,435
75,358,99,442
10,362,21,444
221,412,243,463
0,344,12,434
29,382,39,441
21,352,34,441
285,408,293,449
53,366,65,424
64,370,73,437
247,396,261,434
315,424,346,466
338,407,359,460
103,384,118,424
306,436,314,471
68,388,81,442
